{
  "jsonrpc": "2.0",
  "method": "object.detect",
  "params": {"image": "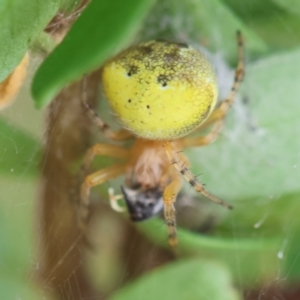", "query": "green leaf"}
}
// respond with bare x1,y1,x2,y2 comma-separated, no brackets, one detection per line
283,229,300,281
219,191,300,281
31,0,156,108
60,0,80,12
0,177,42,299
0,0,60,82
250,14,300,50
137,219,280,285
224,0,300,50
272,0,300,16
0,118,40,177
109,259,241,300
0,279,41,300
139,0,268,63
